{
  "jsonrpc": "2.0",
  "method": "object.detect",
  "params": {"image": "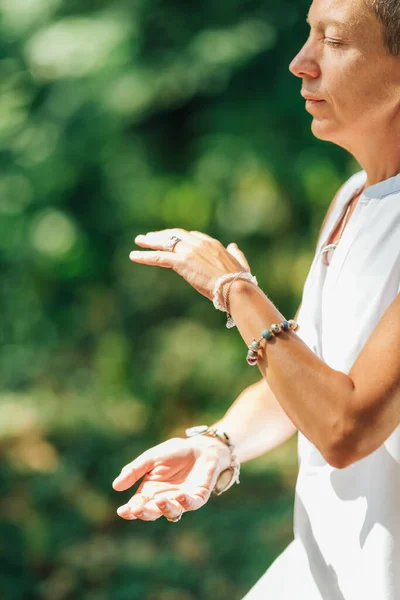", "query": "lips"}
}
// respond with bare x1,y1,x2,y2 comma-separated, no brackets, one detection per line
301,93,325,102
